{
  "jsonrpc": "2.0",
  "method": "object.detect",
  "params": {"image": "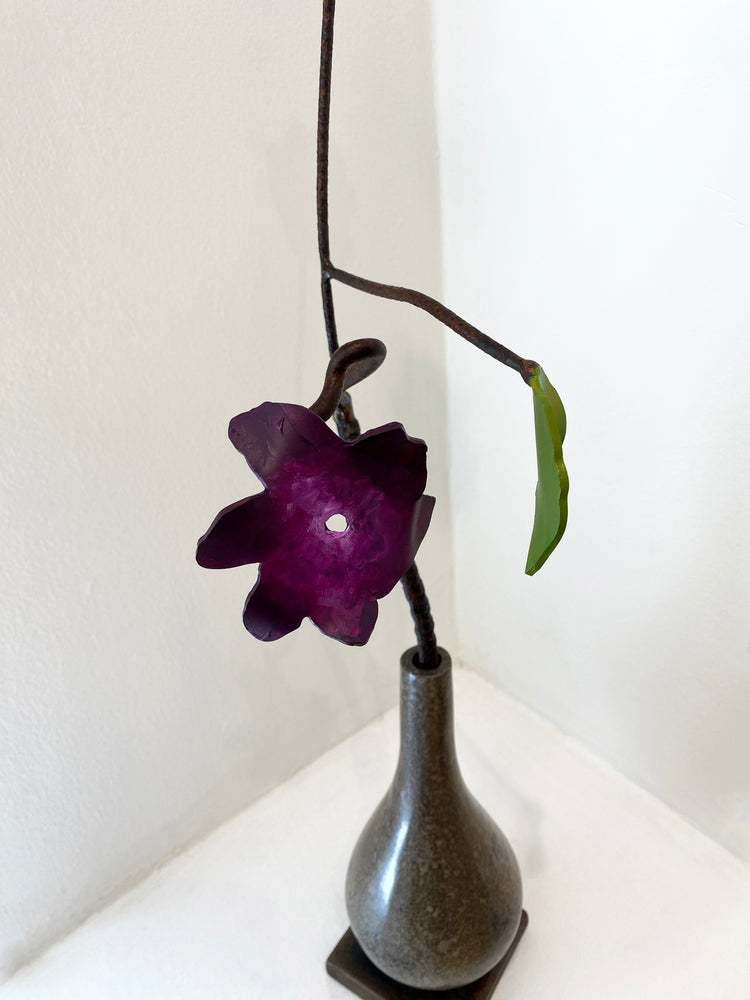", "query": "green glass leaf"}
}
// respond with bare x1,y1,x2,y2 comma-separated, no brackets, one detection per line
525,365,569,575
